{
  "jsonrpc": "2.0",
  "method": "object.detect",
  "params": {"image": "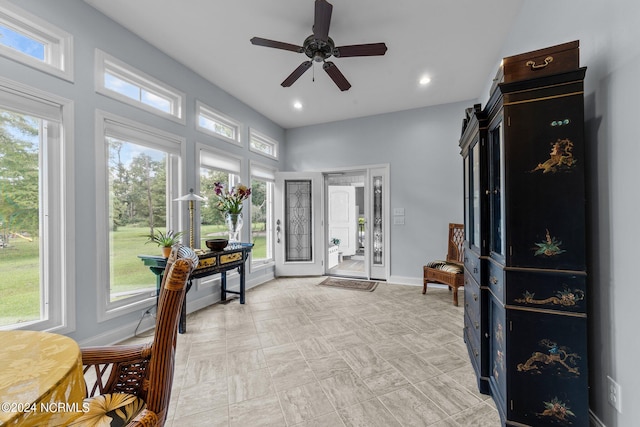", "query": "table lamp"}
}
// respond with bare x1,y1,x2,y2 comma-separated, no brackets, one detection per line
174,188,206,248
